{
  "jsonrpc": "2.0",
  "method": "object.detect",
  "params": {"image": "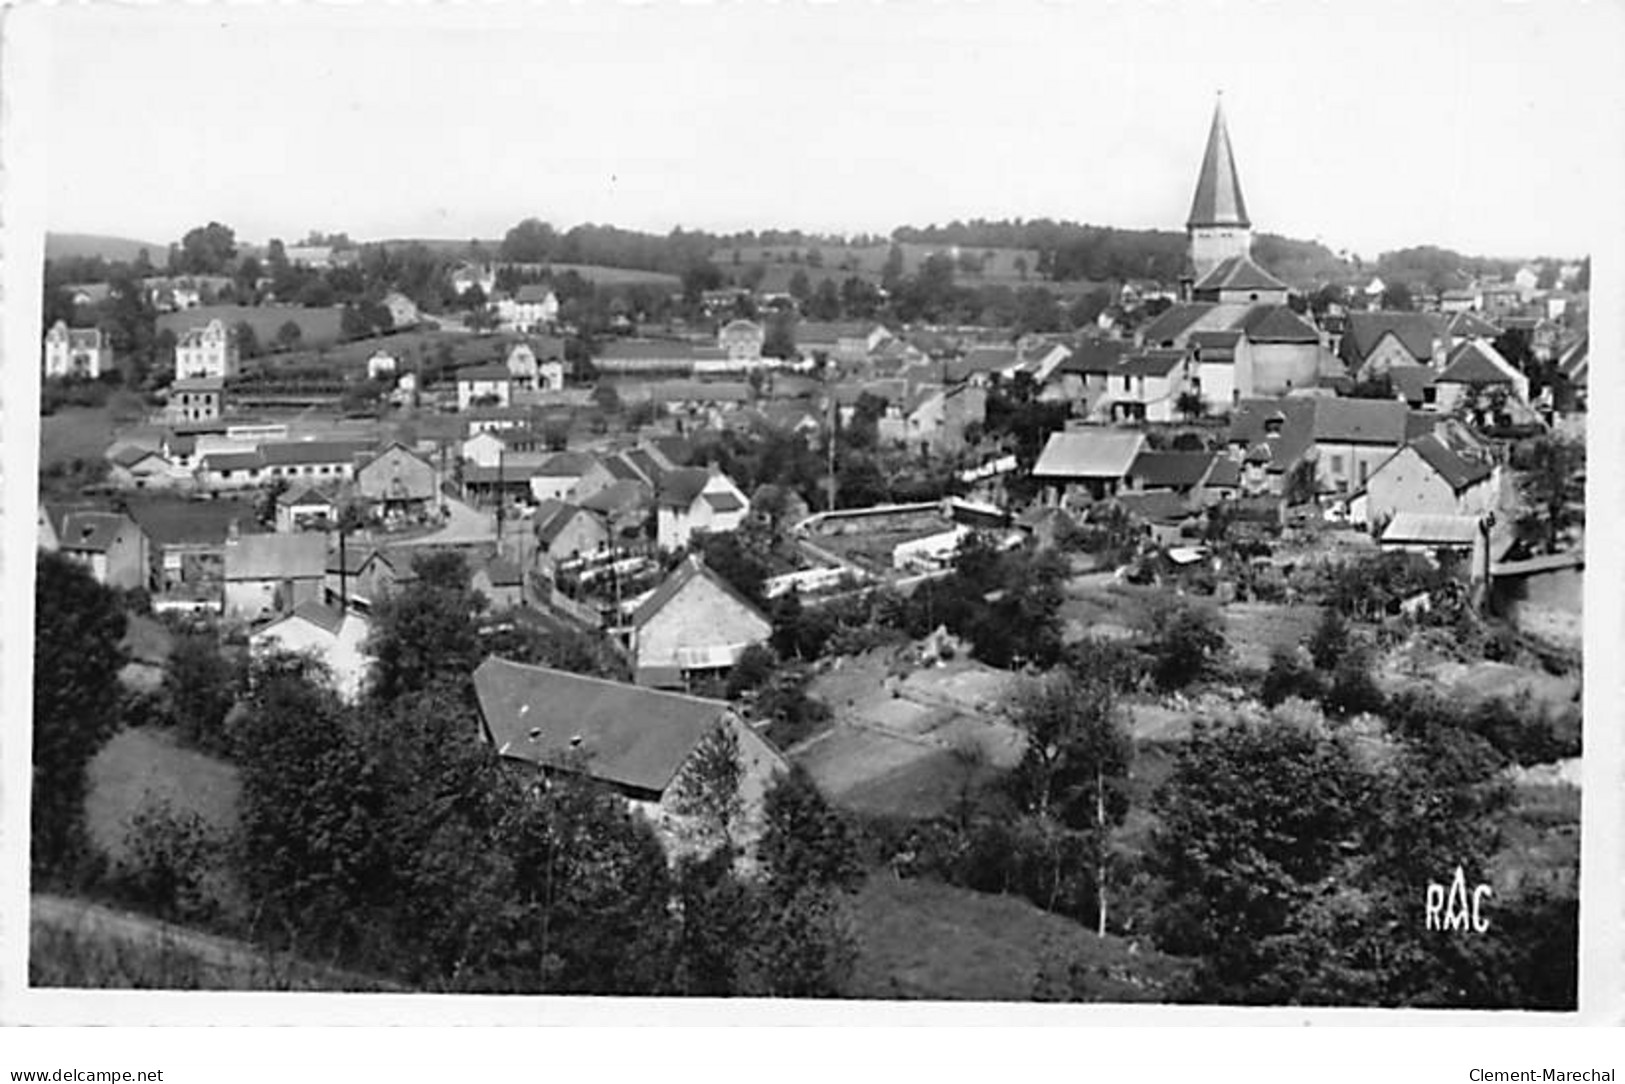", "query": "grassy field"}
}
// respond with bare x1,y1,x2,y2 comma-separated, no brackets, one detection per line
39,405,122,469
845,873,1190,1001
31,895,403,991
549,263,681,289
1222,601,1326,672
85,727,241,870
251,327,508,378
158,304,344,348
